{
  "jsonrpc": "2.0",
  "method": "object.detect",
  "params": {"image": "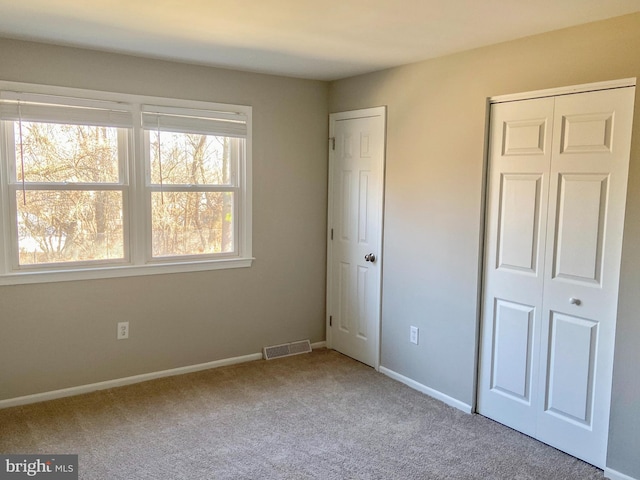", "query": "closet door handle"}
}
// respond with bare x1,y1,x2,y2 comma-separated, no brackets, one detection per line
569,297,582,306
